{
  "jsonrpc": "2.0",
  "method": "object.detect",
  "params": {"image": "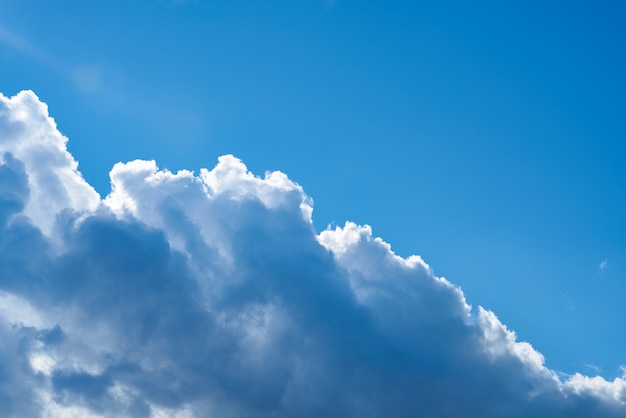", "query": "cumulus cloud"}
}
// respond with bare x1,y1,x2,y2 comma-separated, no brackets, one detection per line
0,90,625,417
